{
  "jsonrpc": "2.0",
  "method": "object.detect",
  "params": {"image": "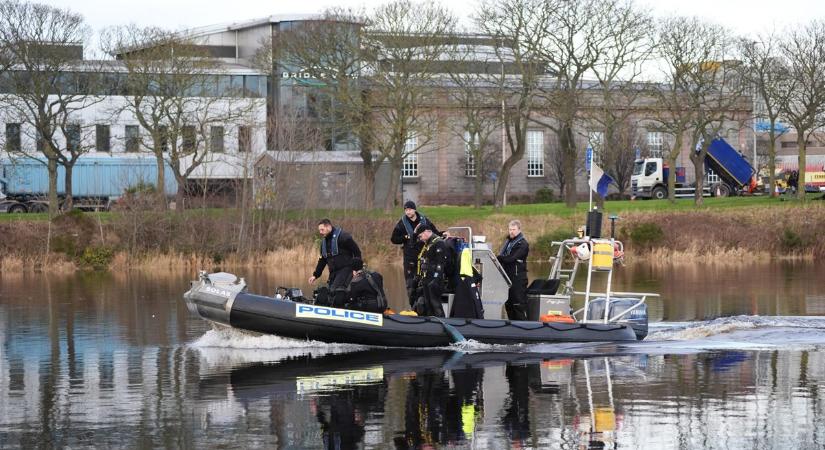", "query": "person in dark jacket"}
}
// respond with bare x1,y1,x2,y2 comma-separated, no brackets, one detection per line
309,219,362,307
497,220,529,321
346,258,388,314
391,200,440,306
414,224,448,317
